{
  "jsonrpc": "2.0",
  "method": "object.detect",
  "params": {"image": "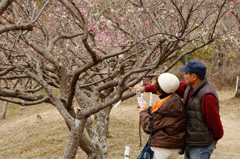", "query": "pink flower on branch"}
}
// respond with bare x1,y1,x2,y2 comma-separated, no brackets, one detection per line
119,17,125,22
